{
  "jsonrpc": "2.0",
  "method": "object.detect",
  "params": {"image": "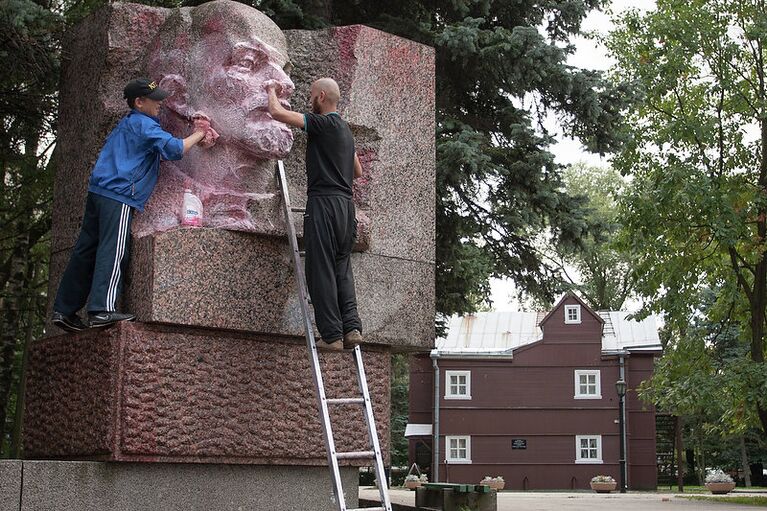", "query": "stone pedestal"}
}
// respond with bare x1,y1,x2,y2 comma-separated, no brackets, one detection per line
24,322,389,464
0,460,357,511
28,1,435,510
